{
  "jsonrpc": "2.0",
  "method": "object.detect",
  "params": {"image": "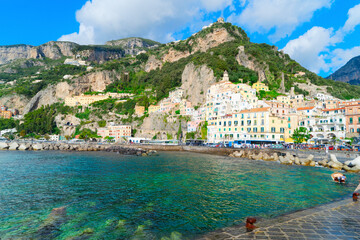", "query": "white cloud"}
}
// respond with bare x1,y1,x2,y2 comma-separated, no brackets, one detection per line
233,0,332,42
59,0,232,45
282,3,360,75
343,4,360,33
282,27,335,73
200,0,233,12
329,46,360,71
